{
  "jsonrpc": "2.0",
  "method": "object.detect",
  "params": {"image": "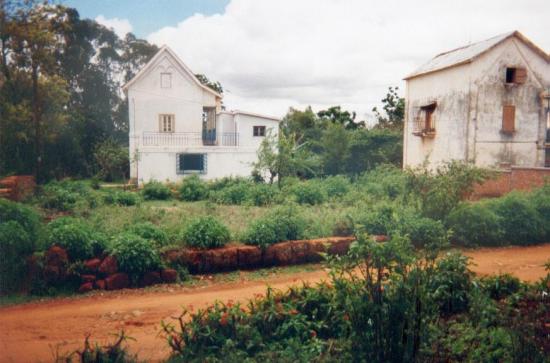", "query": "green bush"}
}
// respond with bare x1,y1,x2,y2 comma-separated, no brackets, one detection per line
128,222,168,247
481,274,522,300
354,203,395,235
396,213,449,248
182,216,230,249
492,193,545,245
446,203,504,247
243,205,305,247
178,175,208,201
142,181,172,200
47,217,106,260
40,180,93,211
211,182,251,205
528,185,550,240
332,215,355,237
290,181,326,205
247,183,280,206
109,233,161,281
104,190,140,206
0,198,41,243
322,175,351,199
0,221,33,293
